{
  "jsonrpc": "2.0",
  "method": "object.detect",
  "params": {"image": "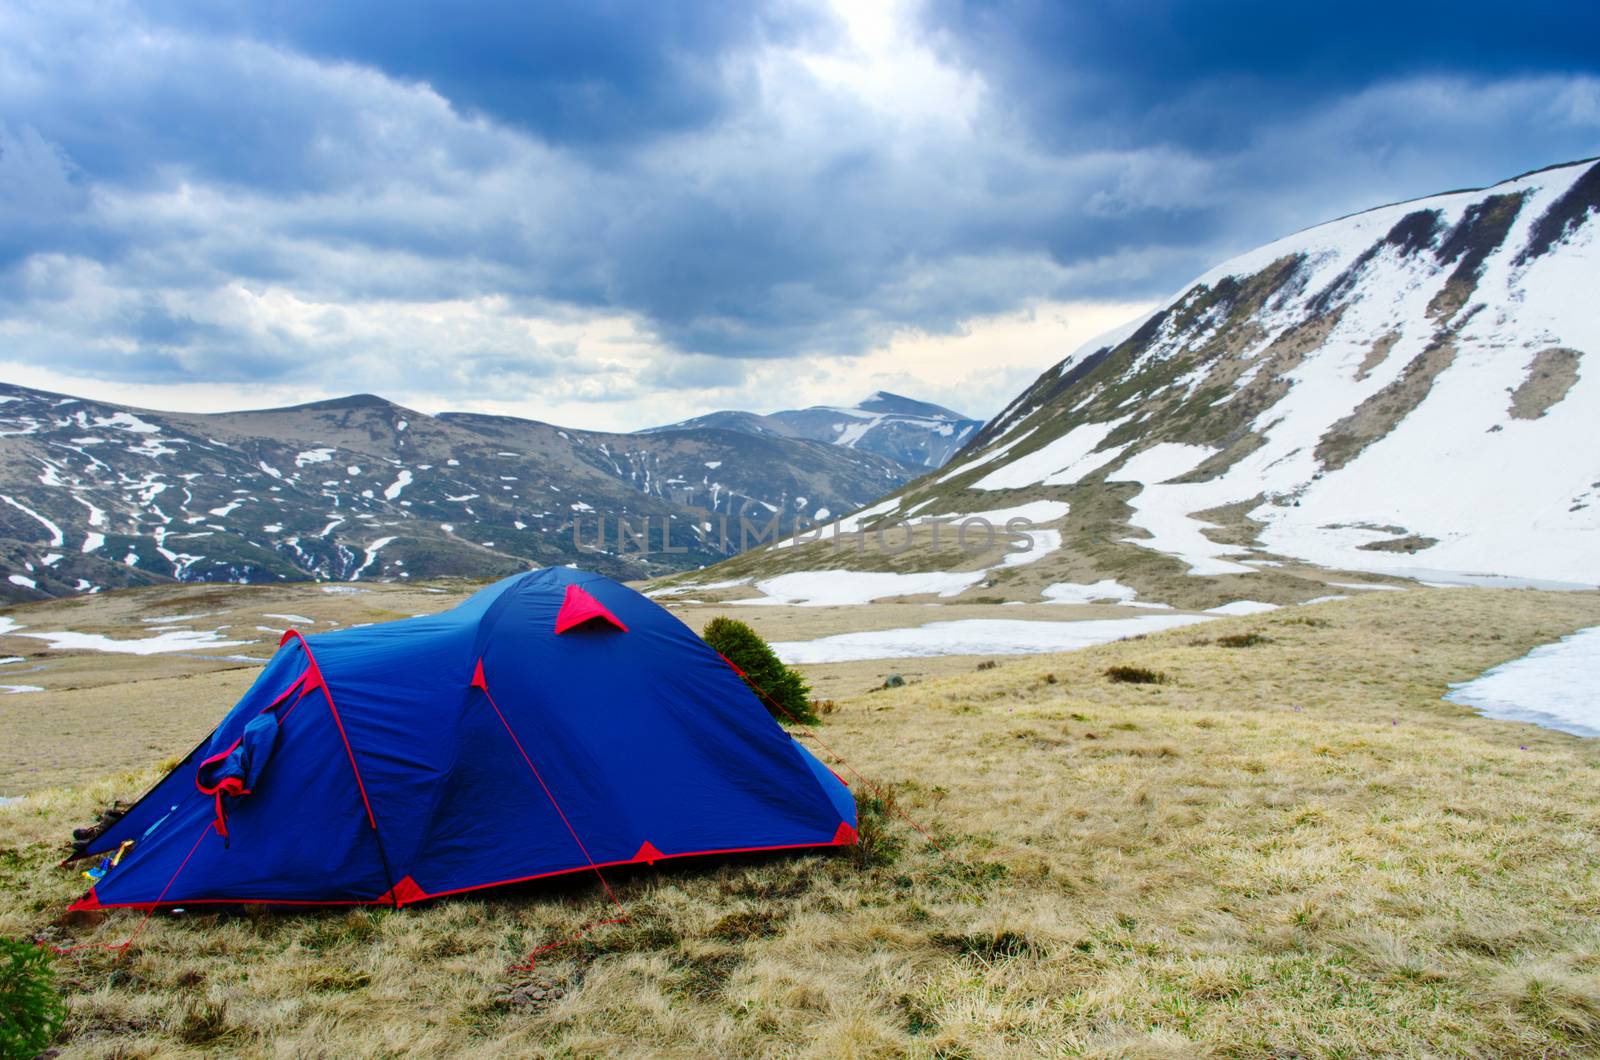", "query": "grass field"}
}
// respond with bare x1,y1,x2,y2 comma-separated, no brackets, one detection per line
3,587,1600,1056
